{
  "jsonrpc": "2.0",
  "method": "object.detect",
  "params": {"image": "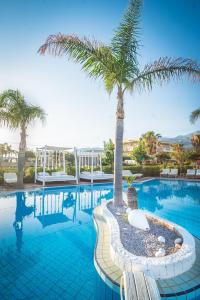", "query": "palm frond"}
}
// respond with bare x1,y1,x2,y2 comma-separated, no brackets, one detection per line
0,111,20,129
0,90,24,128
190,108,200,124
0,89,46,129
130,57,200,92
24,104,46,125
111,0,142,78
38,34,117,82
